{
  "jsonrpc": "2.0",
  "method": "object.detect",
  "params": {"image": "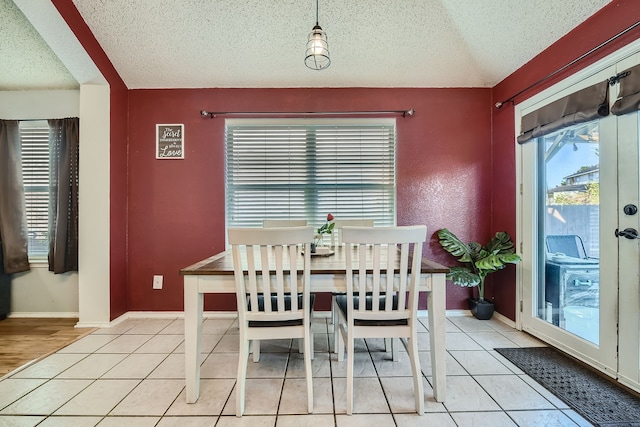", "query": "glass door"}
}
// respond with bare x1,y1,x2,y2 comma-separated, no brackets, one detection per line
519,50,640,389
615,52,640,391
